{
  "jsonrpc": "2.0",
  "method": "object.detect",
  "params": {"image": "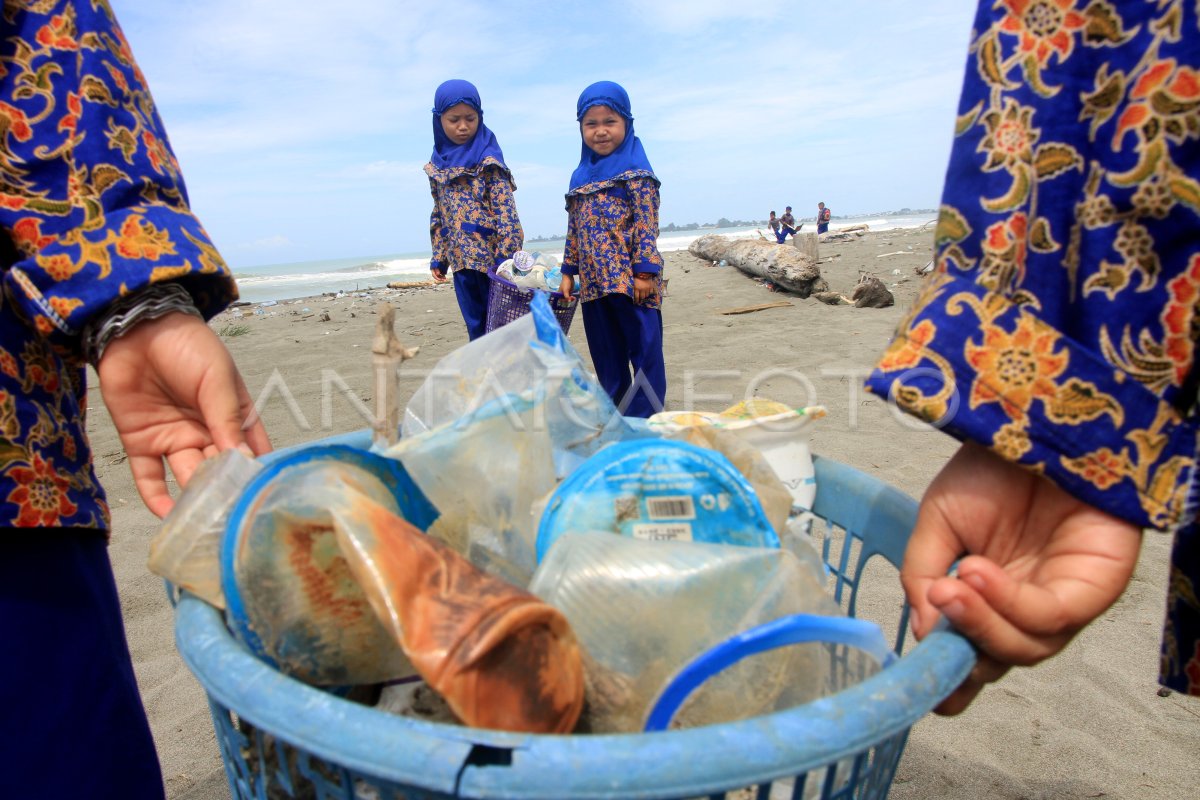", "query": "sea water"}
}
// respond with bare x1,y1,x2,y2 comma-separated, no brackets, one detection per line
228,214,936,304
